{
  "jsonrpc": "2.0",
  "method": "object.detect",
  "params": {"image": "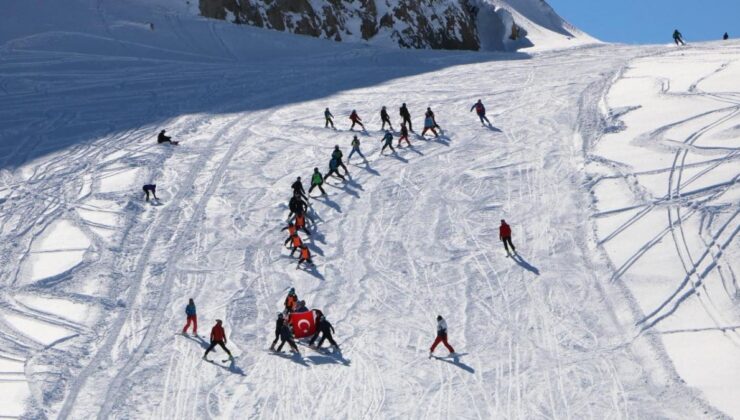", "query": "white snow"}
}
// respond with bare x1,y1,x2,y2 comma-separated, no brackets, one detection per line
0,0,737,418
